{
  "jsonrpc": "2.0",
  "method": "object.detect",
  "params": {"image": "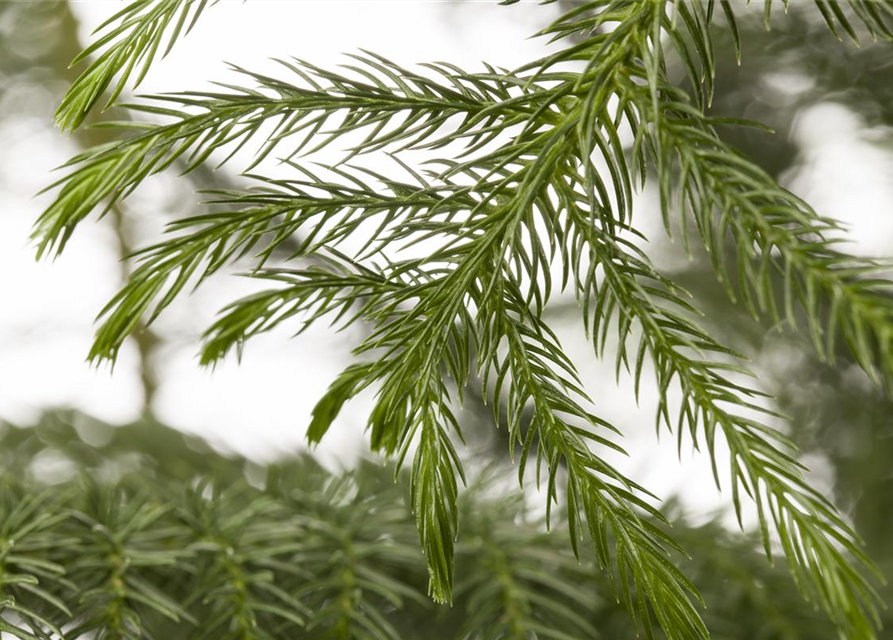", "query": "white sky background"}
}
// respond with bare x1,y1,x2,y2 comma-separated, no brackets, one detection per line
1,1,892,522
